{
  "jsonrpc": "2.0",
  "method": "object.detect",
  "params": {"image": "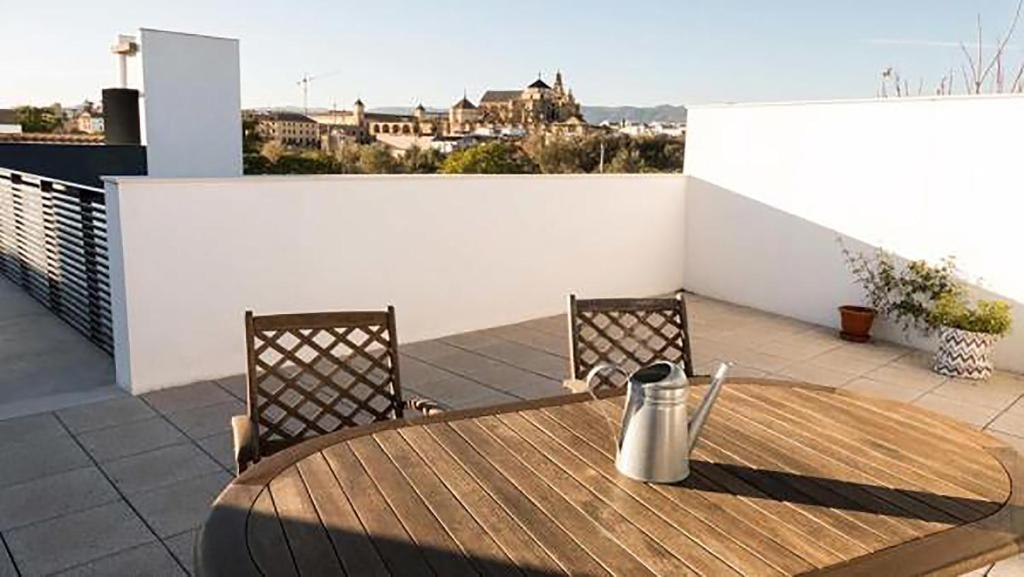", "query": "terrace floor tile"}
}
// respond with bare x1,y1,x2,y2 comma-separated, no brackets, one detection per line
775,363,859,388
0,412,67,450
482,324,568,358
129,471,231,538
930,377,1024,411
142,381,234,415
0,434,91,489
50,541,185,577
163,530,197,575
0,543,14,577
76,417,187,462
471,340,568,380
195,431,236,472
163,400,245,440
4,501,154,576
101,443,222,496
213,374,247,401
913,393,1004,430
57,396,156,434
0,466,119,531
842,377,924,404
